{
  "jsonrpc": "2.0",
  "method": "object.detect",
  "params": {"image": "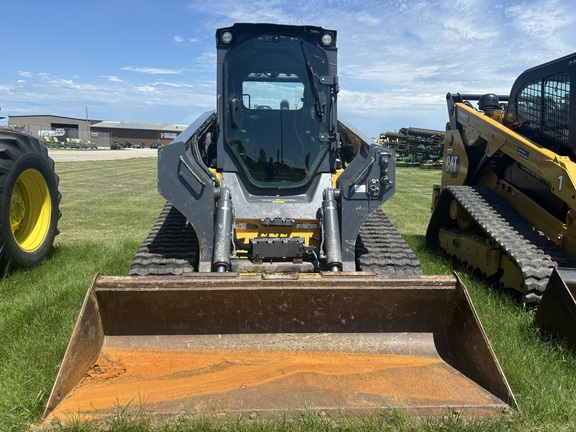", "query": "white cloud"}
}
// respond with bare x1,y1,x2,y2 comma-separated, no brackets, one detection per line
121,66,182,75
175,35,200,43
357,14,380,26
187,0,304,25
0,67,215,123
101,75,123,82
134,85,157,93
505,0,575,53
